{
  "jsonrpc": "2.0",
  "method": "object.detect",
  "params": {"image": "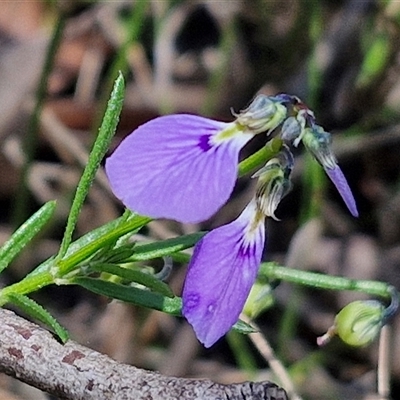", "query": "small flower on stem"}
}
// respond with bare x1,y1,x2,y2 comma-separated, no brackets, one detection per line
277,97,358,217
182,153,292,347
301,124,359,217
